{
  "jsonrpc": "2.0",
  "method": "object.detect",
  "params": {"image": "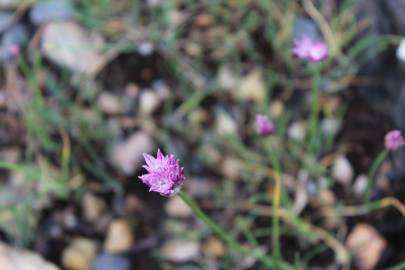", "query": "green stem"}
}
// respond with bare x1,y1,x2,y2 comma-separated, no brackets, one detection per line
364,149,389,202
269,142,282,261
382,261,405,270
307,64,321,155
178,191,295,270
